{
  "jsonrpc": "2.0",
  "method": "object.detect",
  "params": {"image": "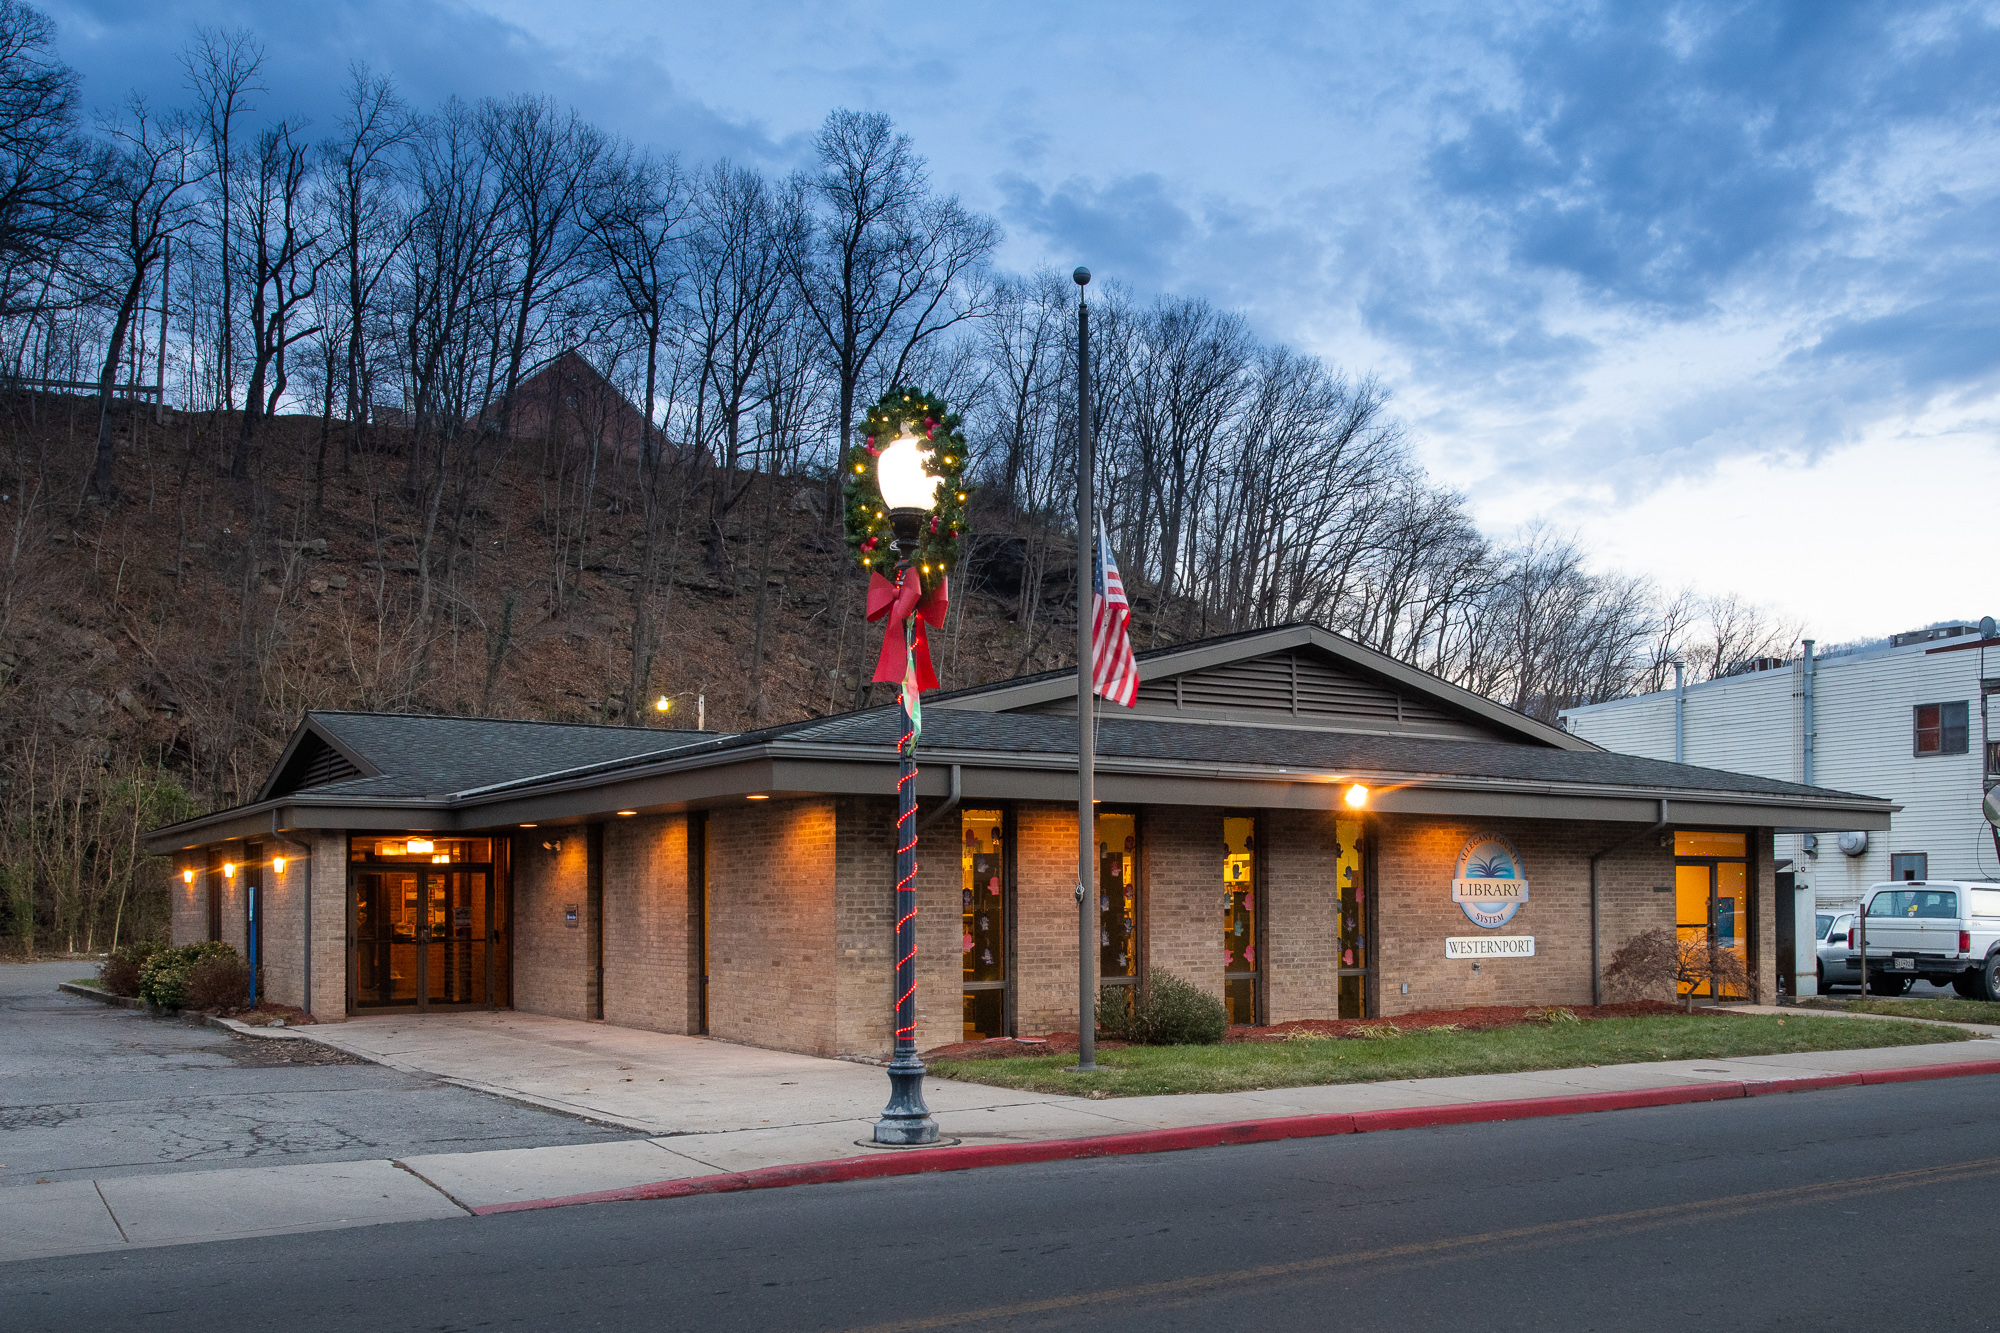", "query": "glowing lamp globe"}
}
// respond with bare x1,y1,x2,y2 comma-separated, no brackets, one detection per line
876,431,943,543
